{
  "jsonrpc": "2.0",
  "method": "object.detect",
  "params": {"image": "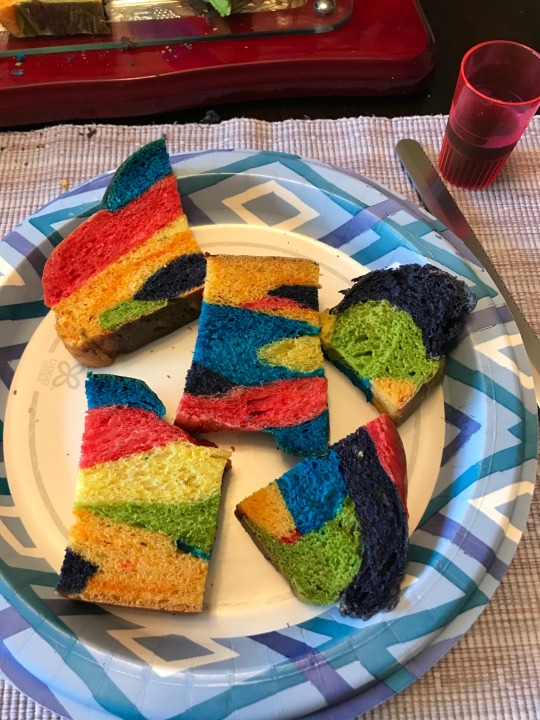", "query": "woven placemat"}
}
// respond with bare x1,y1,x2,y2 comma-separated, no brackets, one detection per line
0,116,539,720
